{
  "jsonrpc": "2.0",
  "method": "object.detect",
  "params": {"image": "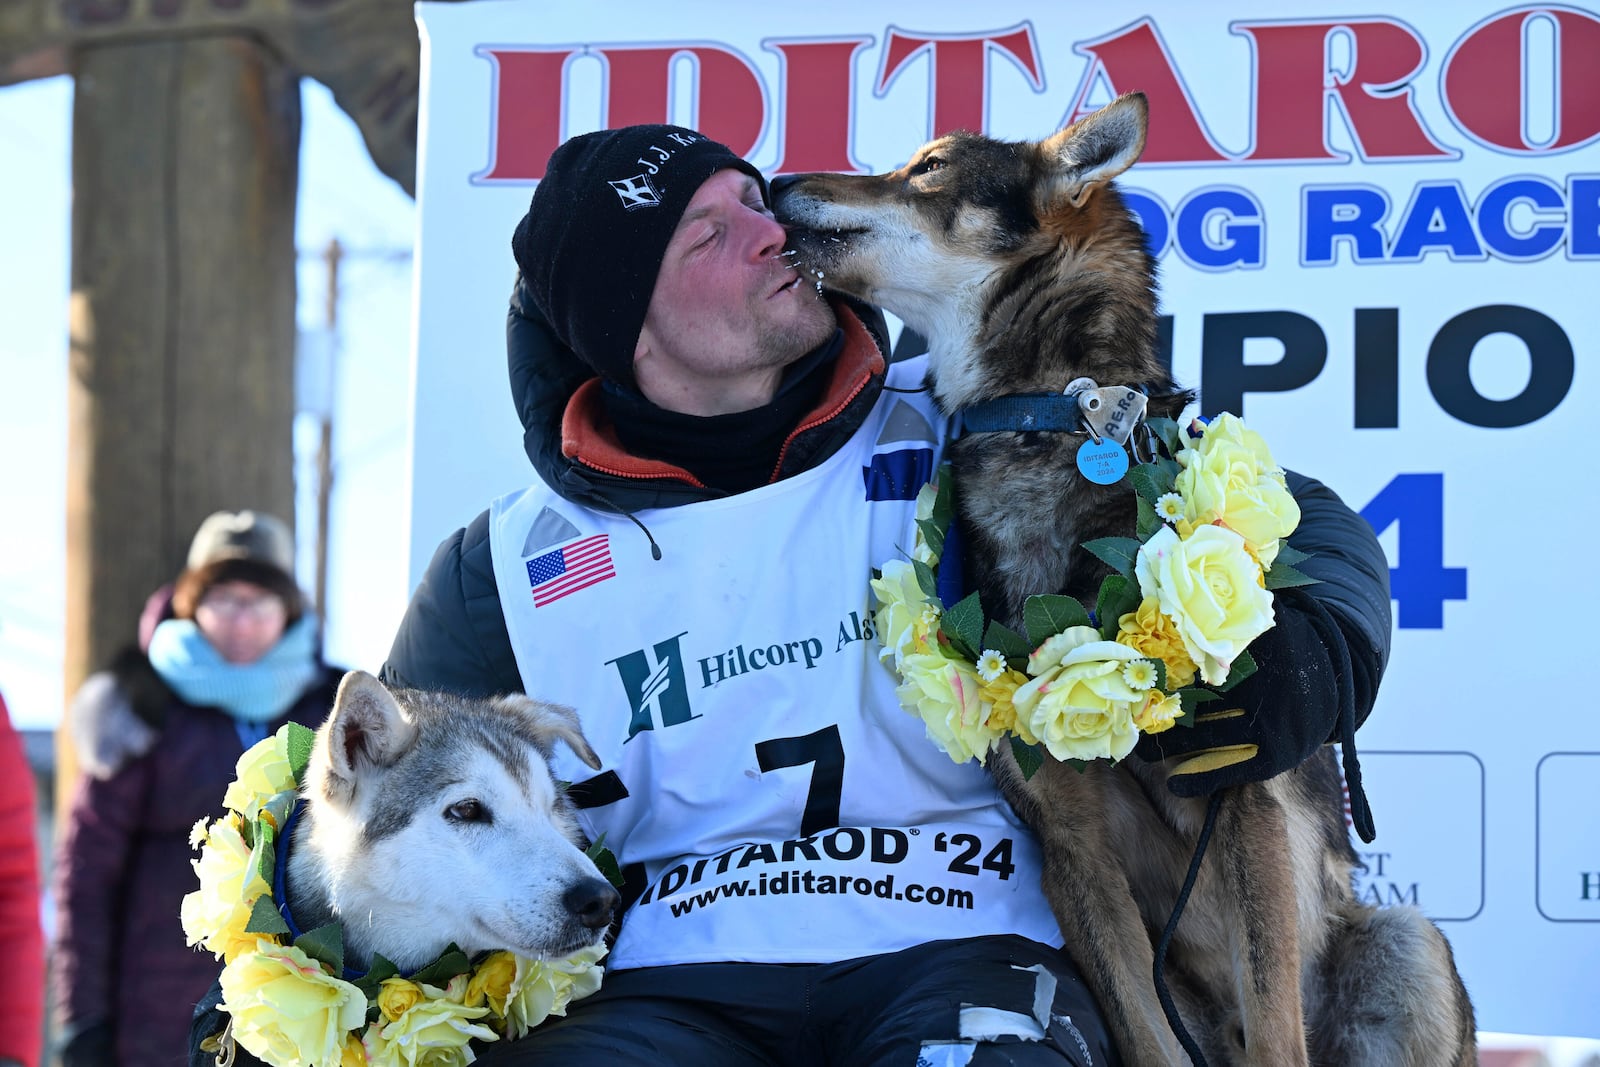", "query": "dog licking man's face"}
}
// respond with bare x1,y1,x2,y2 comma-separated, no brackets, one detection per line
289,672,619,971
772,94,1153,413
